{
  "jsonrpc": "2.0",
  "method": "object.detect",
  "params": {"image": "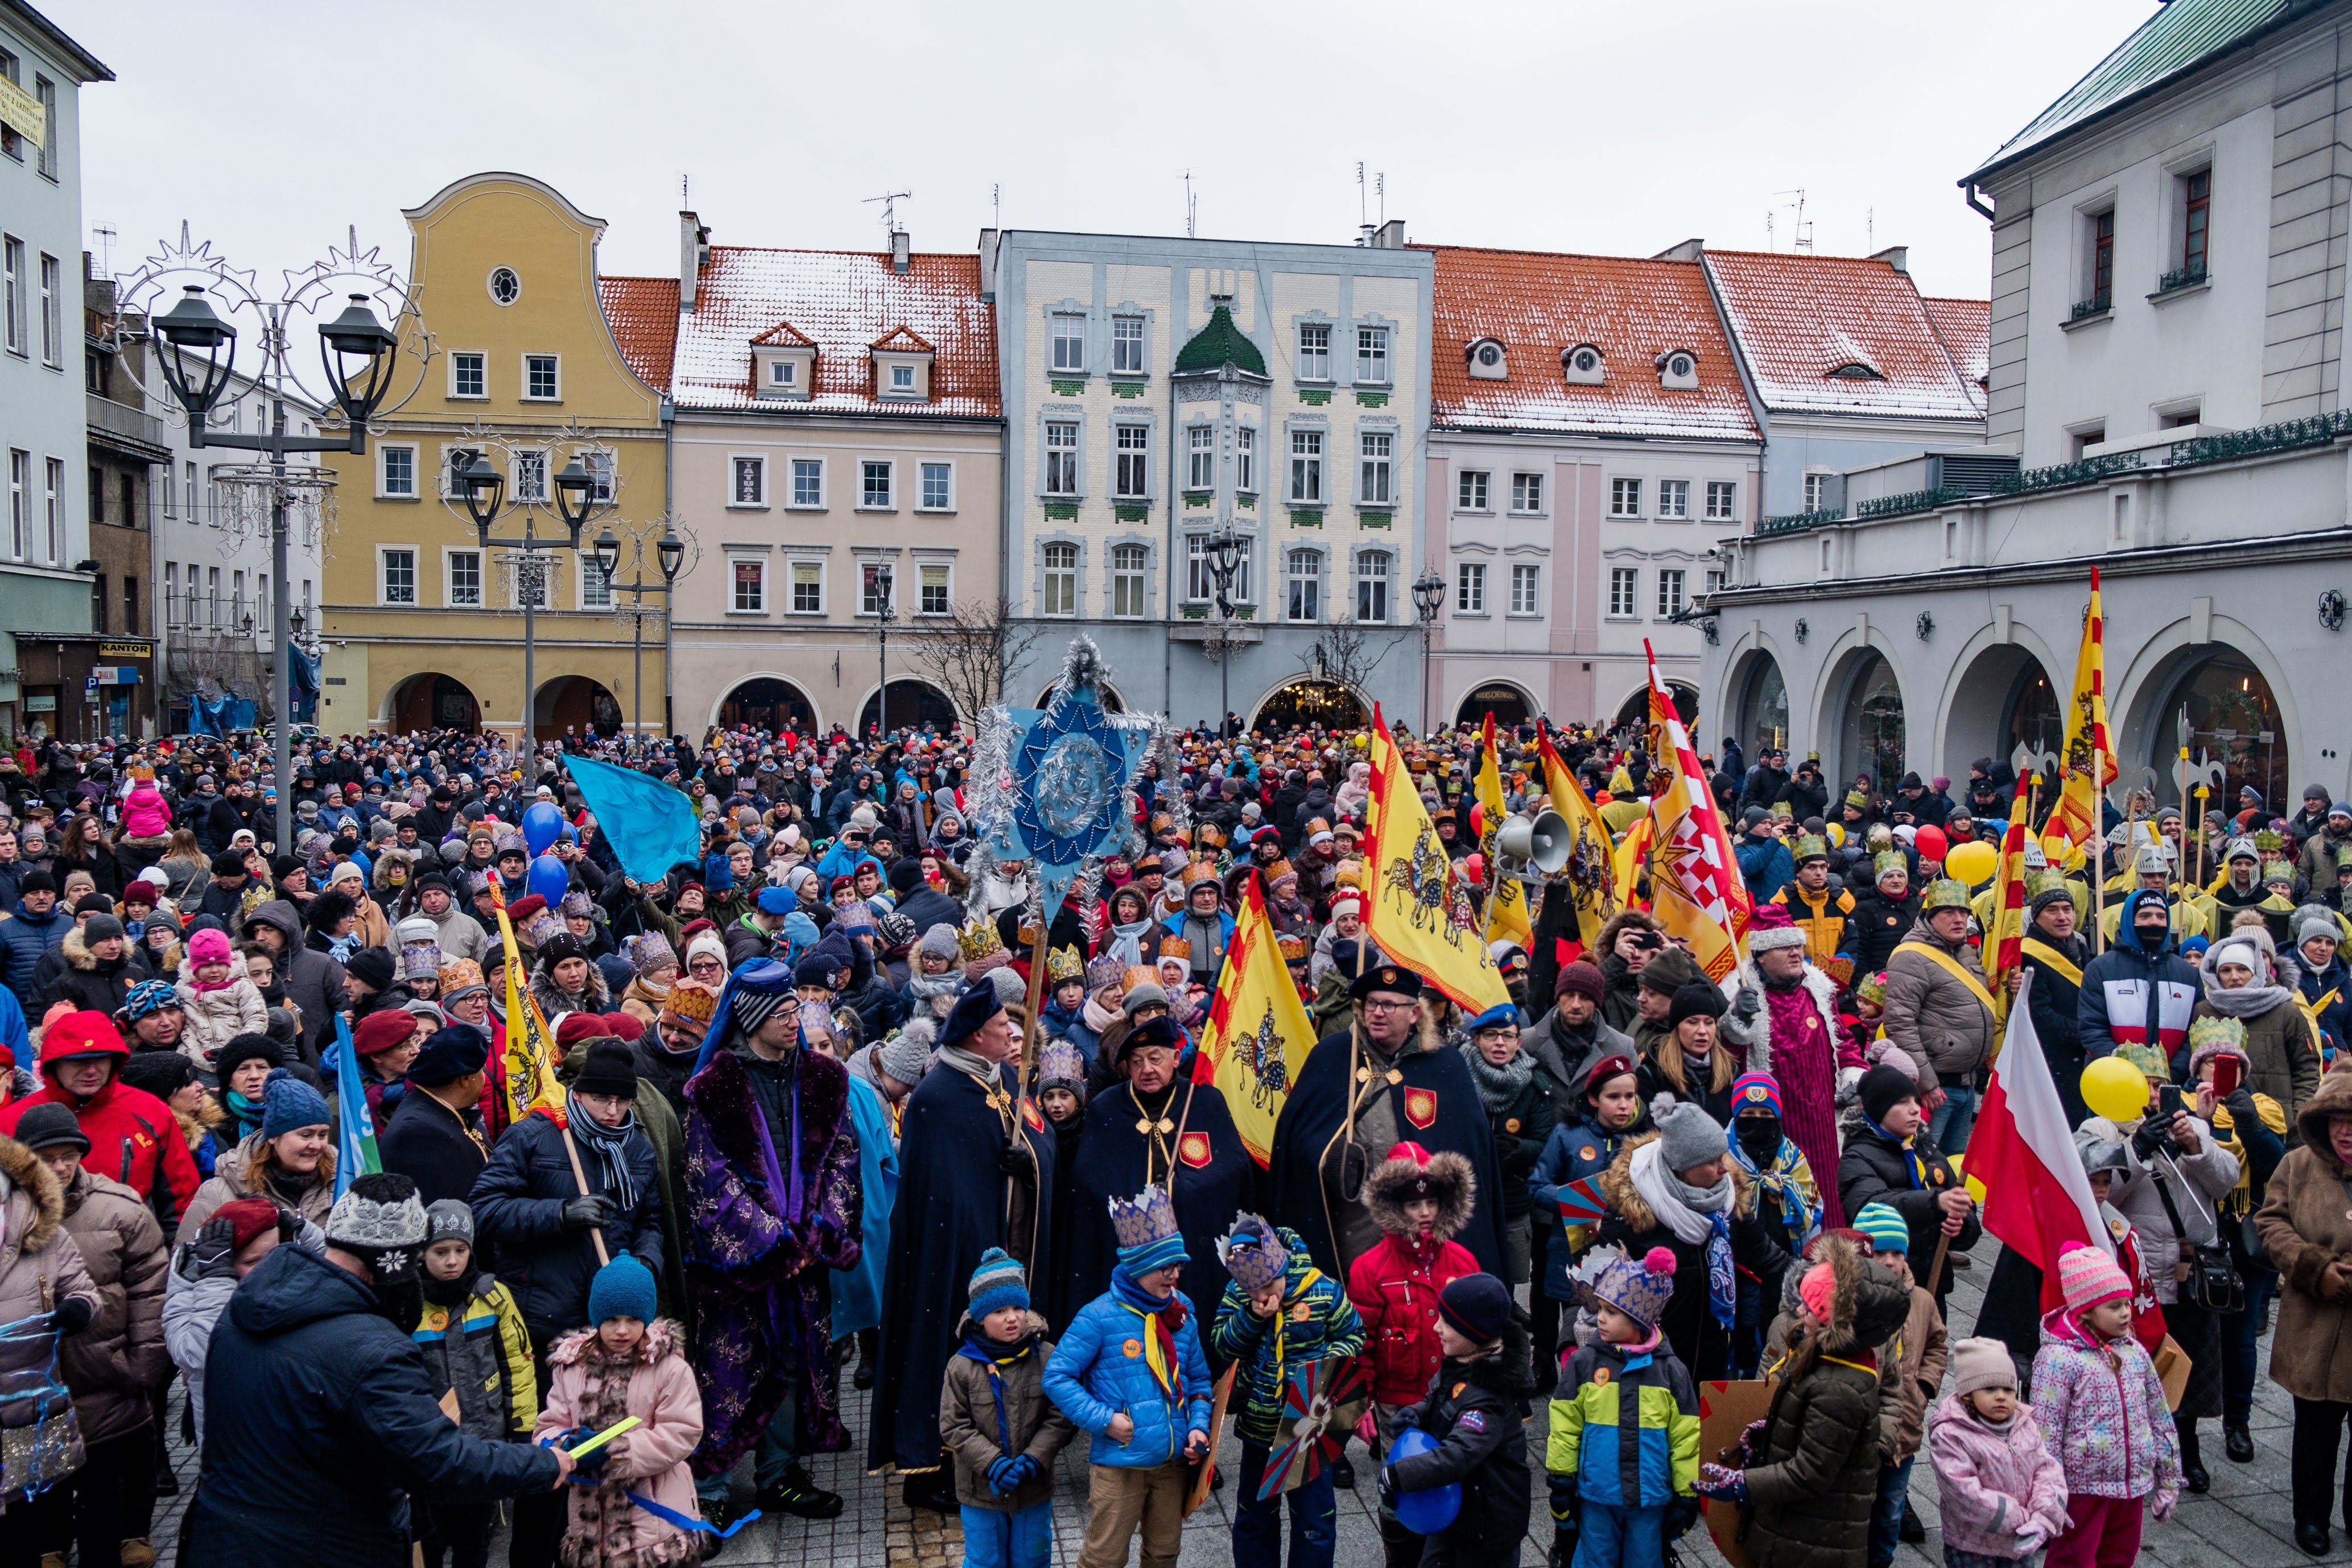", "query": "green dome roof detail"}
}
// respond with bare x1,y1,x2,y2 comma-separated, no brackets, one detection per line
1173,306,1266,376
